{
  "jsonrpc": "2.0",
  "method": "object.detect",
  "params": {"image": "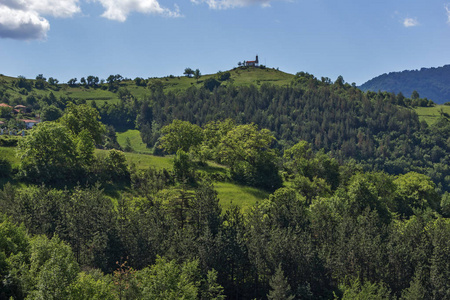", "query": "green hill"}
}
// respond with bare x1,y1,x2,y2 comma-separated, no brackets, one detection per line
0,67,294,106
359,65,450,104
